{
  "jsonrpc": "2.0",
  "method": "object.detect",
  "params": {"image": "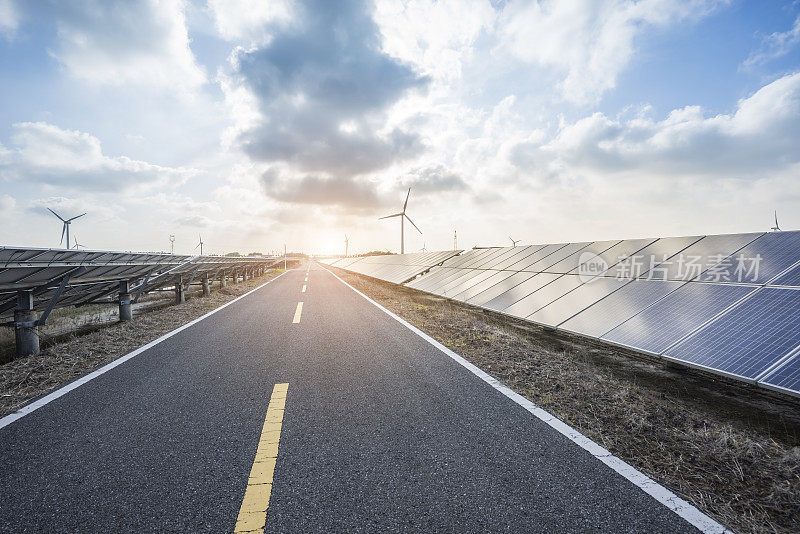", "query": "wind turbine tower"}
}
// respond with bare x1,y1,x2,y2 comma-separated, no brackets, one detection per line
169,235,175,254
47,208,86,249
344,234,350,257
379,187,421,254
772,211,782,232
